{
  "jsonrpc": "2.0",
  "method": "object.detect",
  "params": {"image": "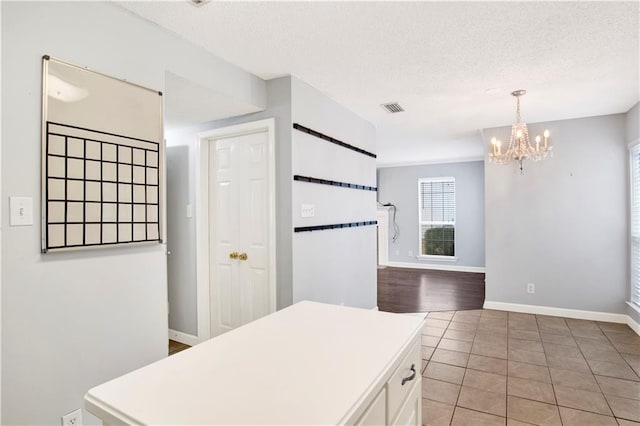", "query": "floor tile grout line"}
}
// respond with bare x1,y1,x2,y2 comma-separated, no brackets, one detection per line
590,319,640,420
598,320,640,381
534,314,563,424
572,320,622,418
504,313,512,423
448,315,465,426
421,310,640,426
